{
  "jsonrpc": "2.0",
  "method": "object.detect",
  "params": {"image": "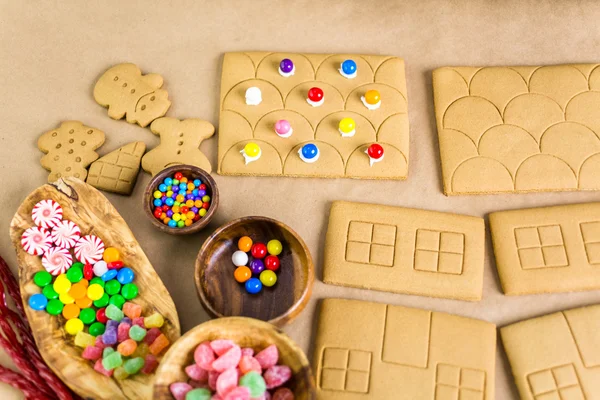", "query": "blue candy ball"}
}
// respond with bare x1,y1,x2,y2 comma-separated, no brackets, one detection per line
165,198,175,206
192,189,199,196
179,183,187,191
193,179,201,187
245,278,263,294
341,59,357,75
28,293,48,311
153,199,163,207
168,220,178,228
117,267,135,285
301,143,319,159
158,184,167,192
164,178,173,186
101,269,118,282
